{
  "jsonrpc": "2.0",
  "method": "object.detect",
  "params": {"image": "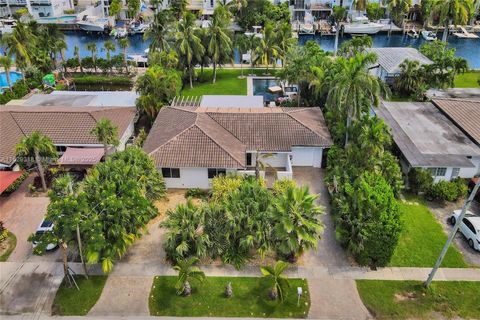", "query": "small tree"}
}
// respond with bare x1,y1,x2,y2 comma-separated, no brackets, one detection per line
260,260,290,301
86,42,98,73
0,55,13,91
408,168,433,194
15,132,57,192
90,118,119,156
174,257,206,296
255,151,274,180
74,46,83,74
118,38,130,74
